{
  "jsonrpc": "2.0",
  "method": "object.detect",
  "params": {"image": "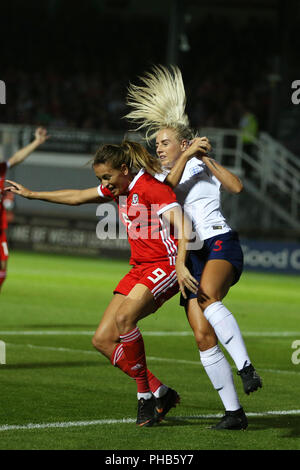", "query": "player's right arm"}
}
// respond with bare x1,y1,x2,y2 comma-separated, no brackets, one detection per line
5,180,109,205
164,137,211,188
